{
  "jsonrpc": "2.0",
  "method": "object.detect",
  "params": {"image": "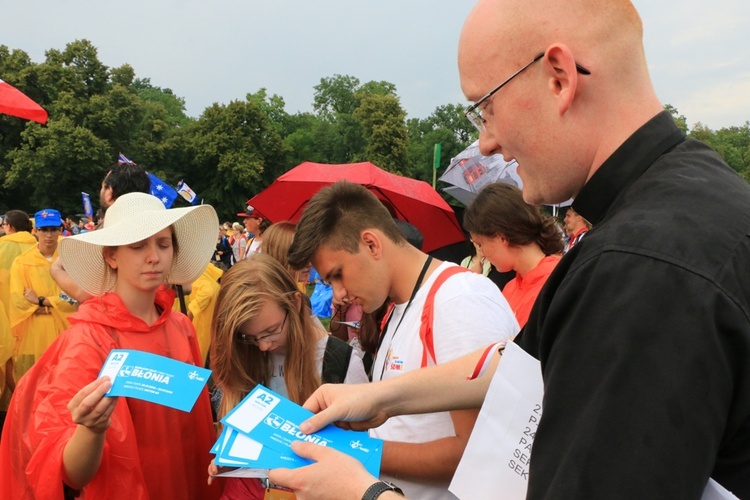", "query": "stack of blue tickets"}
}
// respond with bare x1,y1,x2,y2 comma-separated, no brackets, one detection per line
212,385,383,478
